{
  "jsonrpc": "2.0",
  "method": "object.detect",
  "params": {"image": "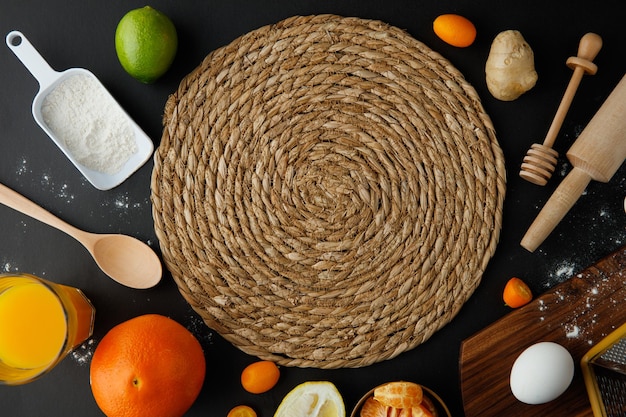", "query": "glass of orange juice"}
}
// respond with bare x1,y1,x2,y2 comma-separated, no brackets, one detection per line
0,273,95,385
